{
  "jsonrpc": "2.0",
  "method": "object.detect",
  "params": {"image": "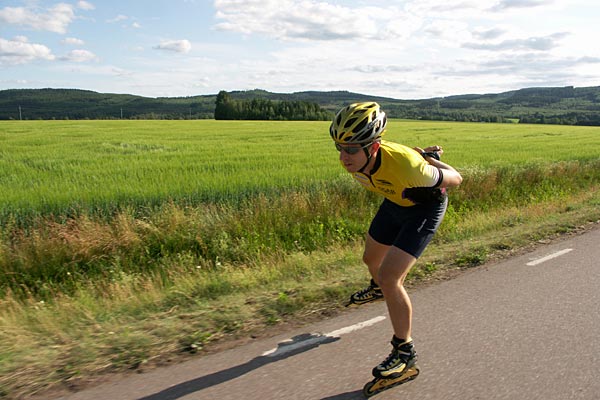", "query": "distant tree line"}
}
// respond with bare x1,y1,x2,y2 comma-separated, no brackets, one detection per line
0,89,215,120
2,86,600,125
383,106,600,126
214,90,331,120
